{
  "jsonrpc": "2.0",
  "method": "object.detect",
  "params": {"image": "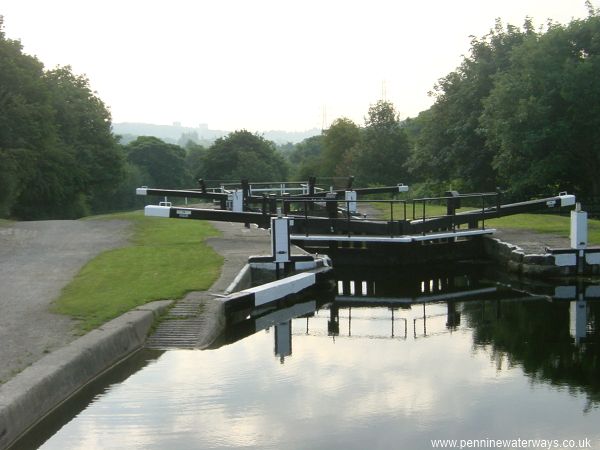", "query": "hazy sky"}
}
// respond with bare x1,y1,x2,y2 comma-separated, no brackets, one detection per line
1,0,595,132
